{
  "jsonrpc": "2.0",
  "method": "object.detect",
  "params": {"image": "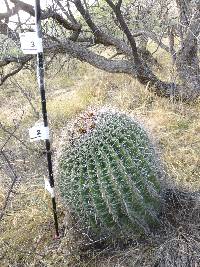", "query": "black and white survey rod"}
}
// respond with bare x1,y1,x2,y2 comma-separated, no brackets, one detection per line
34,0,59,238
